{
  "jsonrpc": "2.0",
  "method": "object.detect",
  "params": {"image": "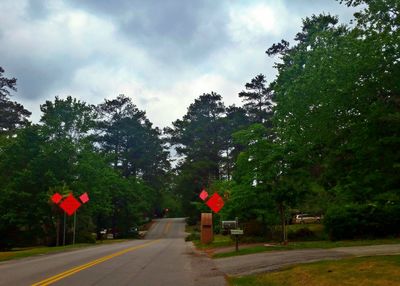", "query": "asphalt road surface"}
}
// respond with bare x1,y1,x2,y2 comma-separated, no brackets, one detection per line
215,243,400,276
0,218,225,286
